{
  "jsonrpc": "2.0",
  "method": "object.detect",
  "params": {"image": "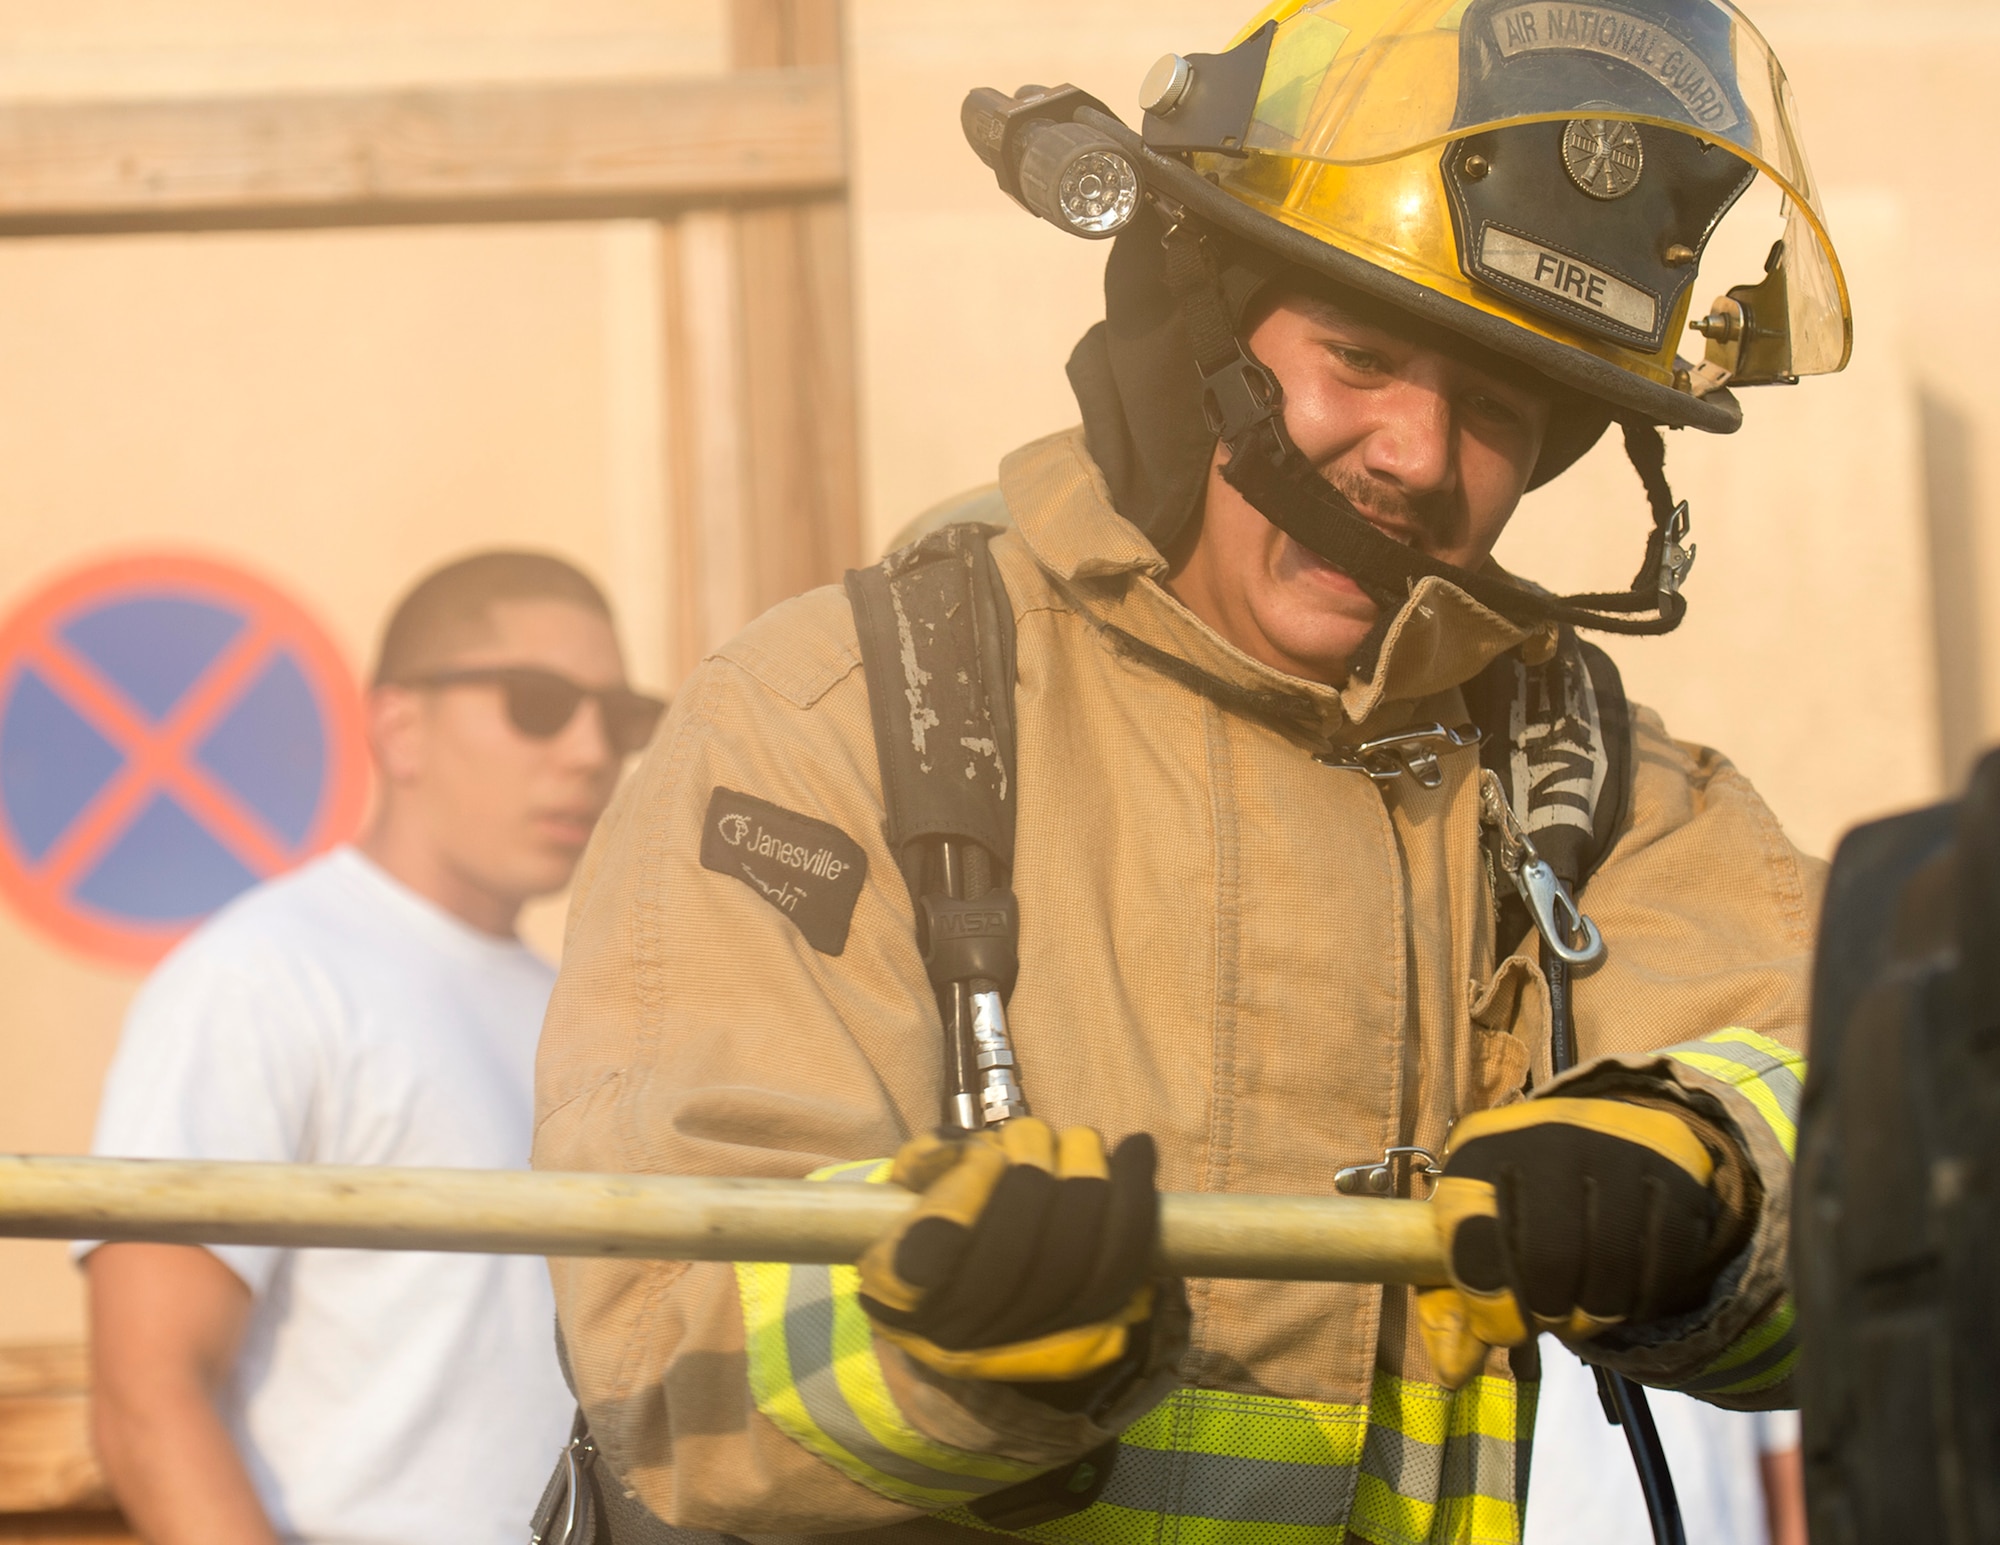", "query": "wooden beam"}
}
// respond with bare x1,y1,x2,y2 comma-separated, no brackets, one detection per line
0,70,845,236
729,0,865,618
663,209,758,677
0,1345,113,1516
